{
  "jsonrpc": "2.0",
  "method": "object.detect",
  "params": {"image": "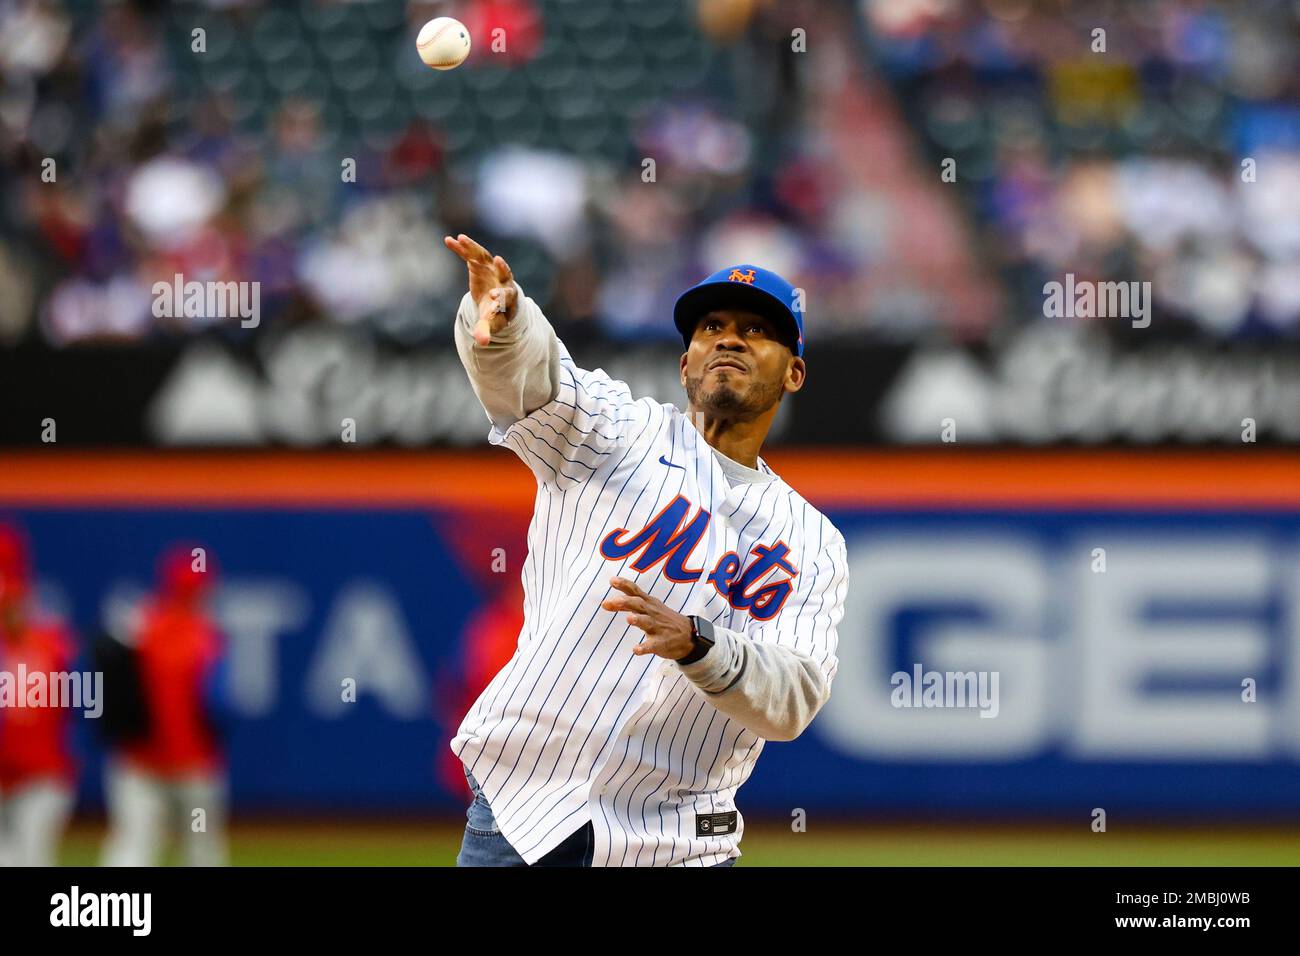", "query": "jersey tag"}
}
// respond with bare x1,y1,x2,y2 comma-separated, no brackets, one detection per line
696,811,738,837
